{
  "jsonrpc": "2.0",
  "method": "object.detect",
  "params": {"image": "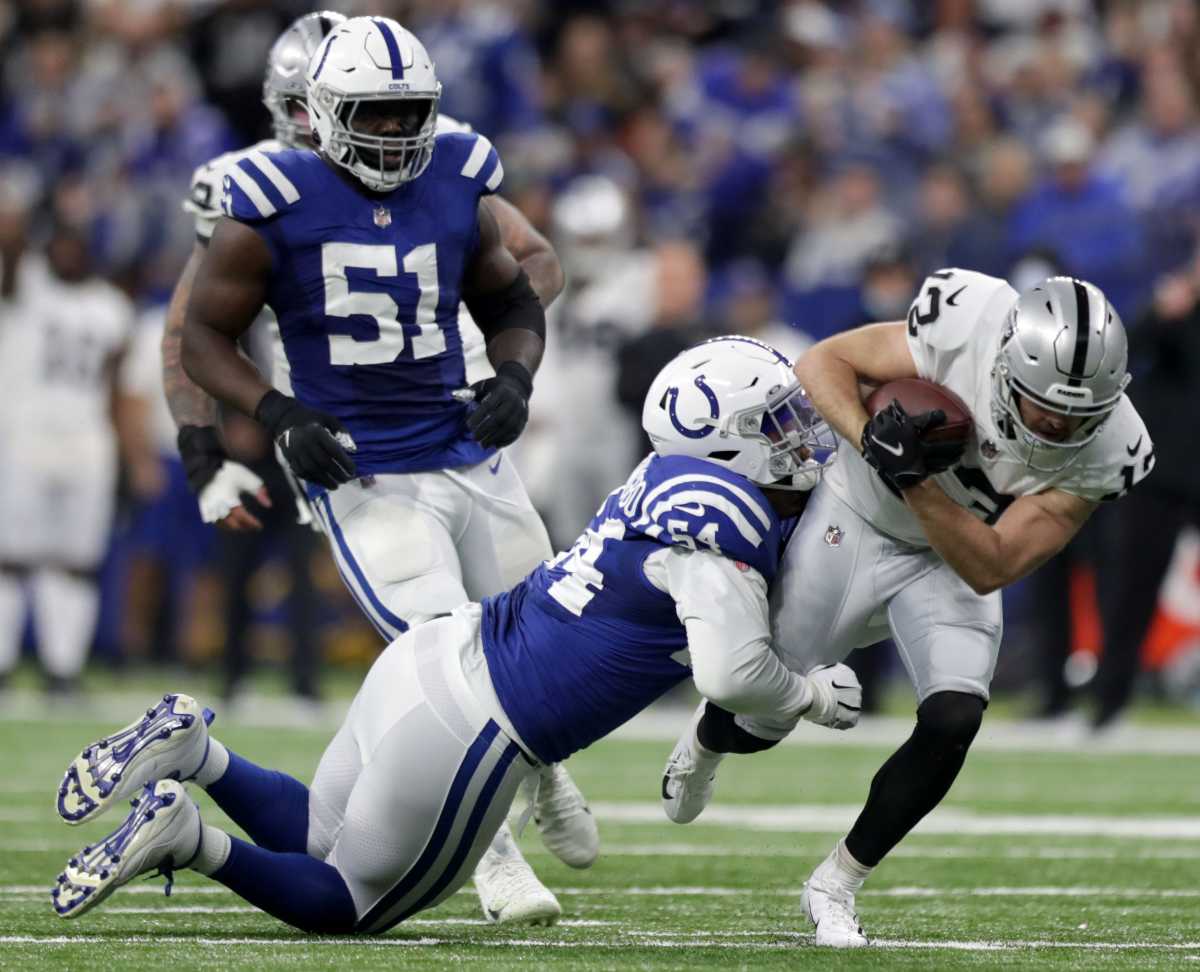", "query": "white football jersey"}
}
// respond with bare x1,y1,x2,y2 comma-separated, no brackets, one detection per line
824,268,1155,547
181,116,490,394
0,255,134,445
